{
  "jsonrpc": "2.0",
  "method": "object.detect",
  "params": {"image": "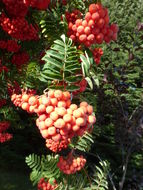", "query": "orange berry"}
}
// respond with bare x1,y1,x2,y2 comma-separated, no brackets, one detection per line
39,121,46,130
28,96,38,106
47,126,56,136
45,118,54,127
54,90,63,99
80,101,88,107
73,109,82,118
36,118,40,127
50,111,59,121
72,125,80,132
89,3,98,14
62,91,71,100
66,99,71,107
65,123,72,131
75,19,82,27
60,128,68,136
63,114,72,123
82,20,88,27
52,133,61,142
38,104,46,113
84,26,91,35
88,115,96,124
29,105,36,113
92,12,100,21
77,108,85,116
71,116,76,125
54,118,65,129
57,101,66,108
67,108,73,115
40,129,49,139
87,105,93,114
88,19,94,28
77,26,84,34
48,90,55,98
21,102,29,110
80,106,87,114
41,95,51,106
57,107,67,116
46,106,54,114
70,104,78,111
79,34,87,42
39,114,47,121
76,117,85,126
50,98,58,106
22,94,29,102
85,12,92,21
